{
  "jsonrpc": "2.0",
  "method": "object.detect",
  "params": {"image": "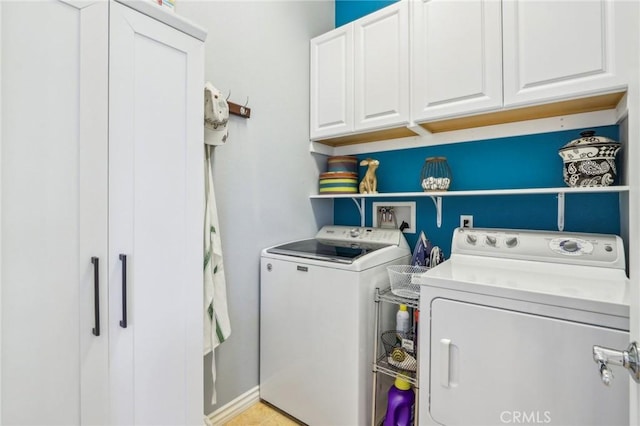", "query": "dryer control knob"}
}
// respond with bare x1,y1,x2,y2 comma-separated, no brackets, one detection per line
349,228,360,238
466,234,477,245
562,240,579,252
486,236,497,246
505,237,518,248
